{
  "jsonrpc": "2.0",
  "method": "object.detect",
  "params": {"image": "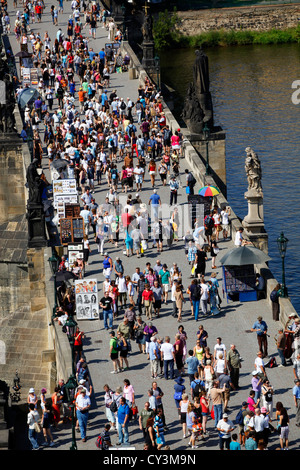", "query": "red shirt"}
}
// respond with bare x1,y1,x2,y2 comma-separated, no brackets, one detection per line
121,212,133,228
142,290,153,301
